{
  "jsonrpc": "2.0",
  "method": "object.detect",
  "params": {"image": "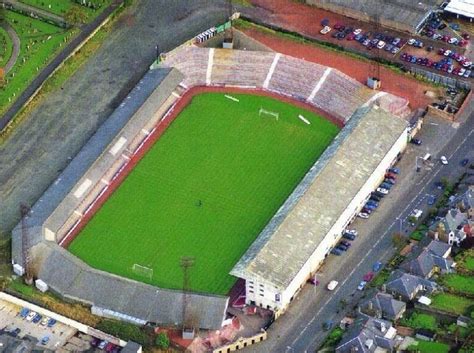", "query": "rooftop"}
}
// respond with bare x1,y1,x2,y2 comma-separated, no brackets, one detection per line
231,106,407,289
